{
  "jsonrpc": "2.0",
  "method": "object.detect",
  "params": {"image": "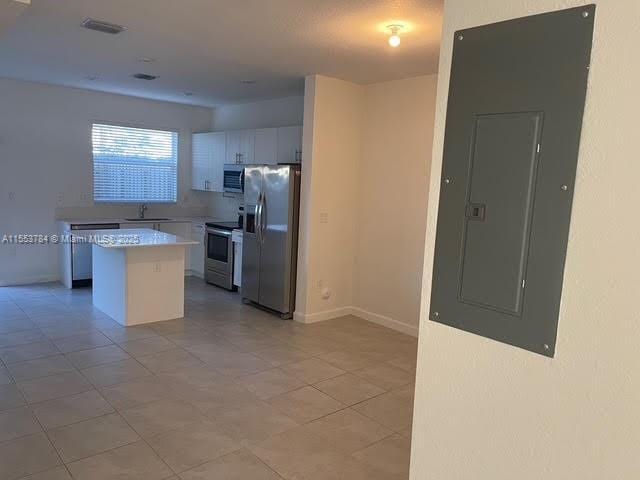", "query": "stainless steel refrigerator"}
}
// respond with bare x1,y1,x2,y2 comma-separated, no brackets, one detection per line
242,164,301,318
